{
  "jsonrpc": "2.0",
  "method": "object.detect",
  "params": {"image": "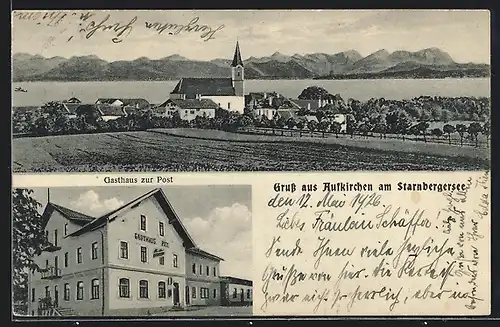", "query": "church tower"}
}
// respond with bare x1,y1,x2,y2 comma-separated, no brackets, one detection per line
231,41,244,97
